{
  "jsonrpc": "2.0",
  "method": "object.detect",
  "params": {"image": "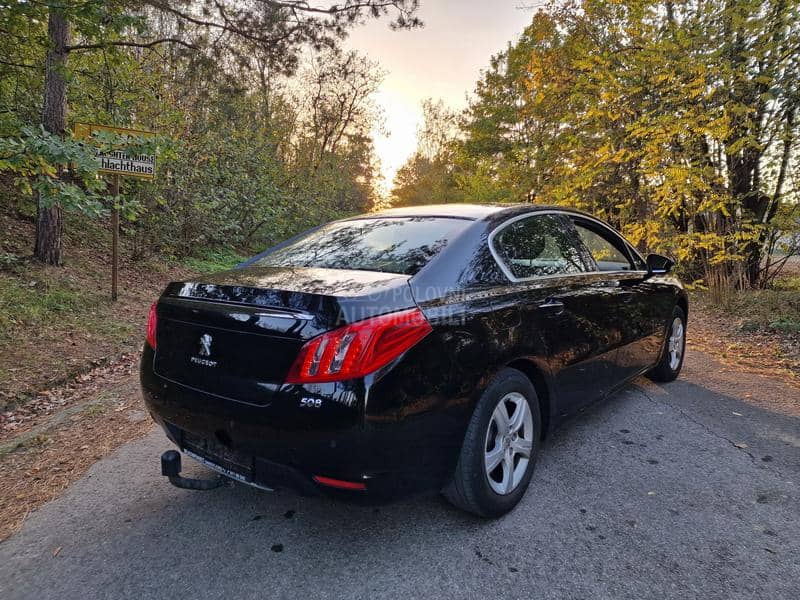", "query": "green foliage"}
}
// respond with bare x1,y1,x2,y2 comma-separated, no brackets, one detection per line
773,276,800,291
0,122,181,226
769,320,800,333
0,0,416,265
391,99,464,206
0,252,23,273
122,48,383,259
392,0,800,291
182,248,247,274
0,125,106,216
